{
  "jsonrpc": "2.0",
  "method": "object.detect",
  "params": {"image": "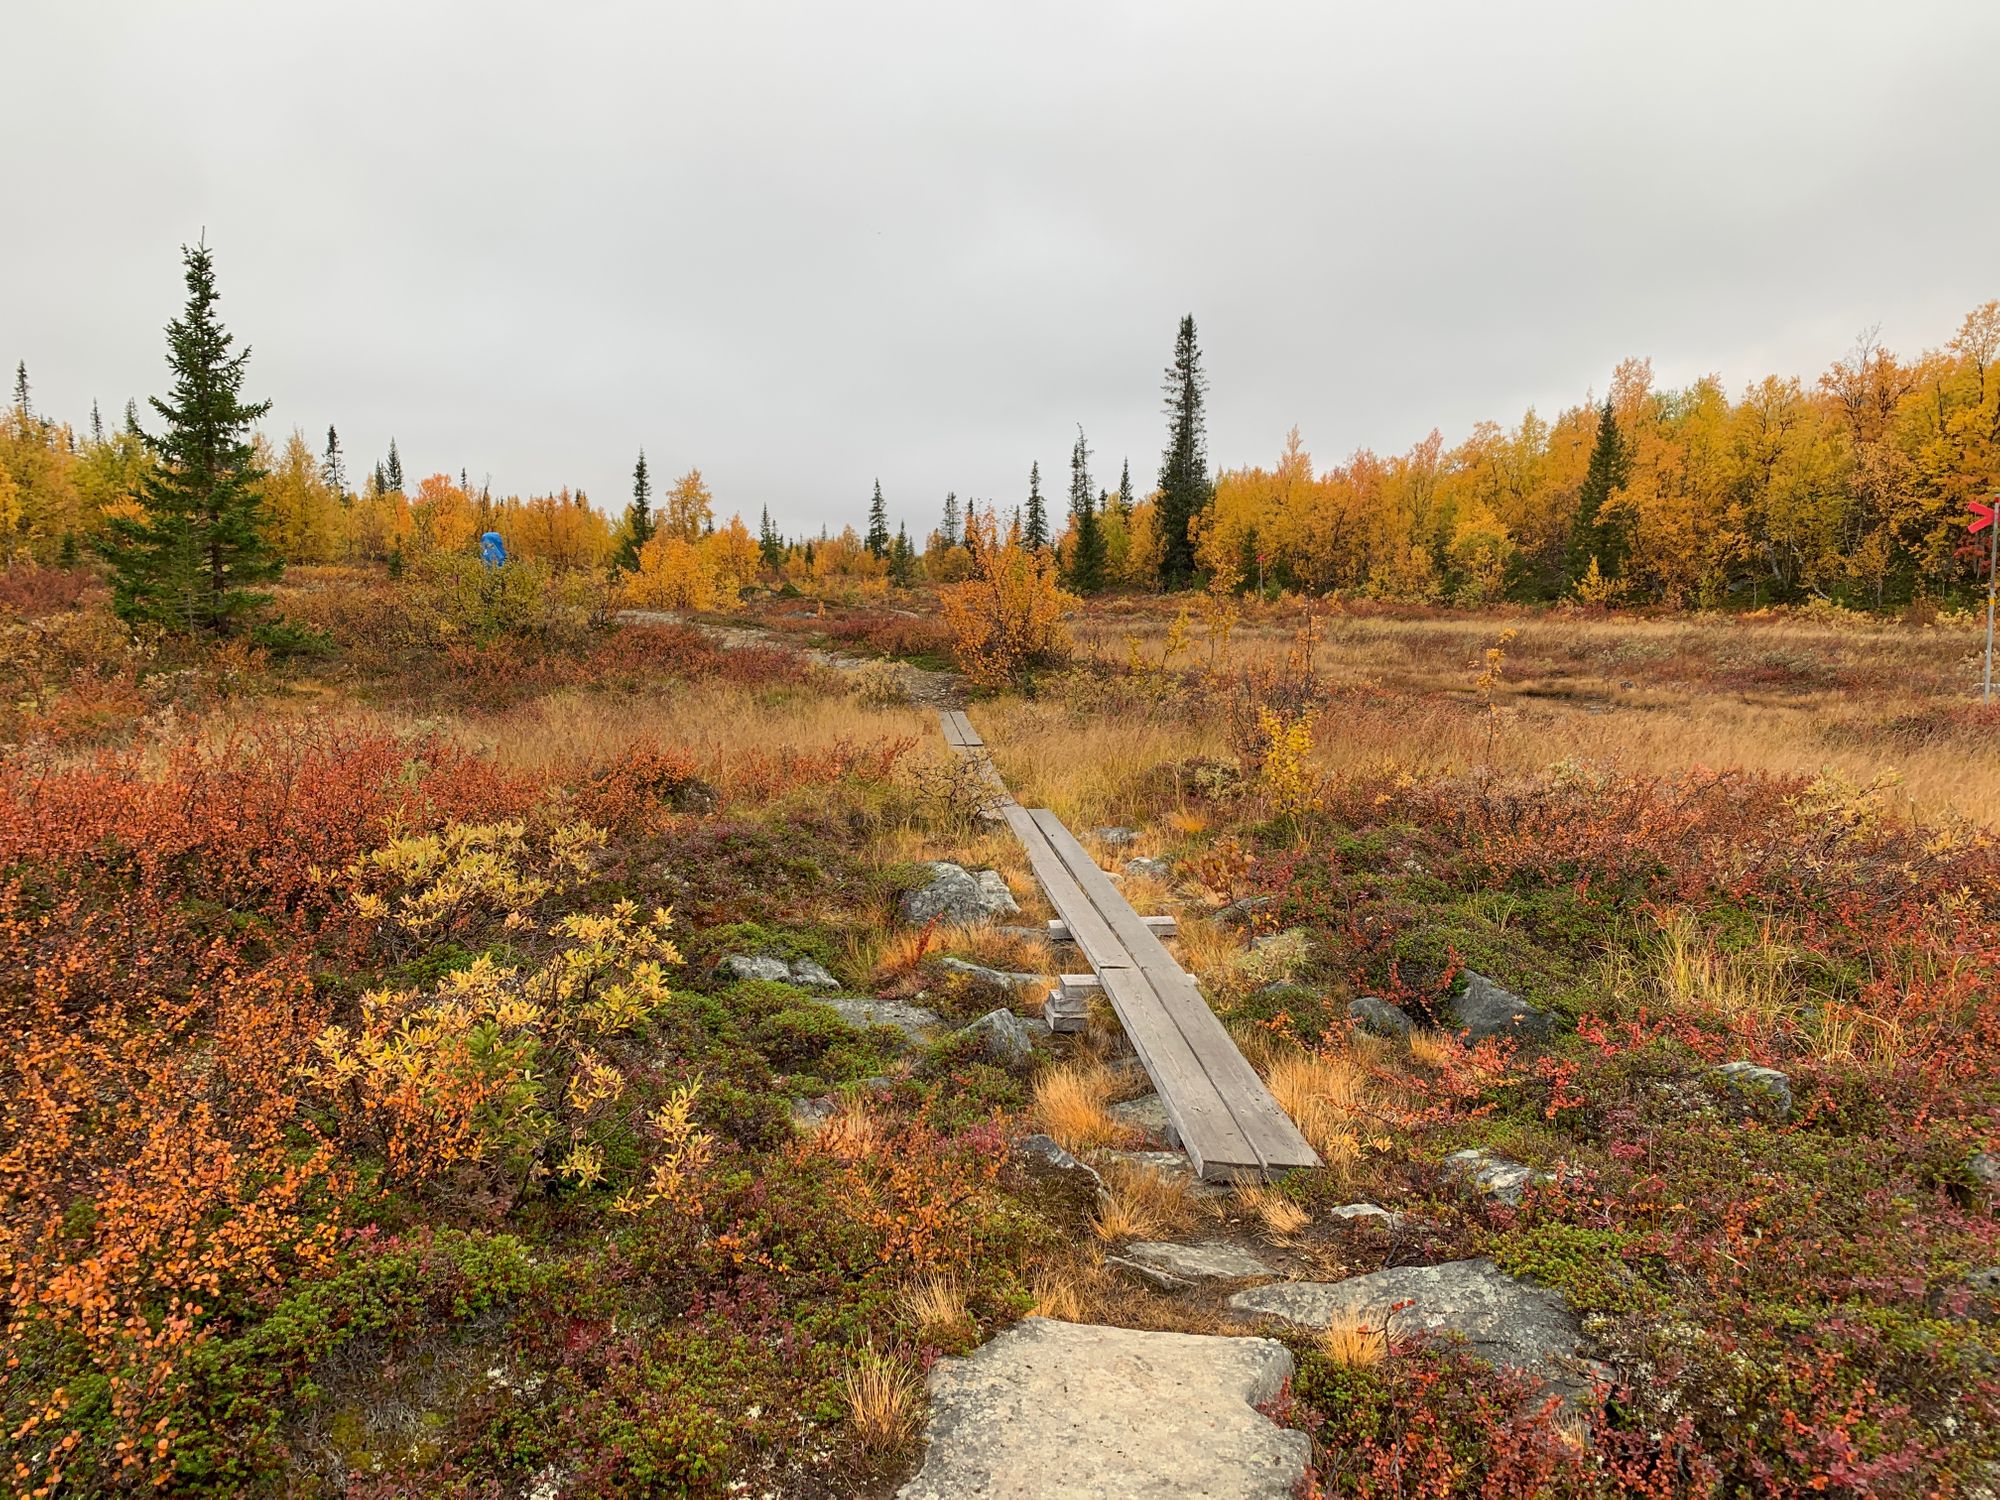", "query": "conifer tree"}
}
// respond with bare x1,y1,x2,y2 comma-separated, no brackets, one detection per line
1068,425,1093,521
865,478,890,559
615,448,655,570
759,504,784,568
322,424,346,498
370,462,387,498
1024,462,1049,550
940,490,960,547
89,399,105,445
11,361,28,419
1157,314,1211,588
384,438,404,493
1072,493,1106,594
1116,458,1134,519
123,398,141,438
889,522,916,585
98,240,278,633
1566,399,1631,586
